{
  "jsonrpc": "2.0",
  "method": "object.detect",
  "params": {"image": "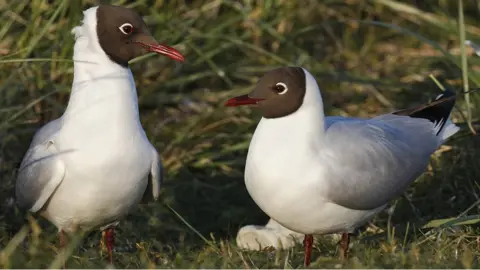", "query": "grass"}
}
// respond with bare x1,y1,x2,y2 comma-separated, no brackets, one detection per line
0,0,480,268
